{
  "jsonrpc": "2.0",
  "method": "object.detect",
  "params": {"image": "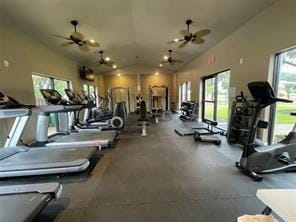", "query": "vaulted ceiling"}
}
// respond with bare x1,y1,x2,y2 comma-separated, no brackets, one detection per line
1,0,276,74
